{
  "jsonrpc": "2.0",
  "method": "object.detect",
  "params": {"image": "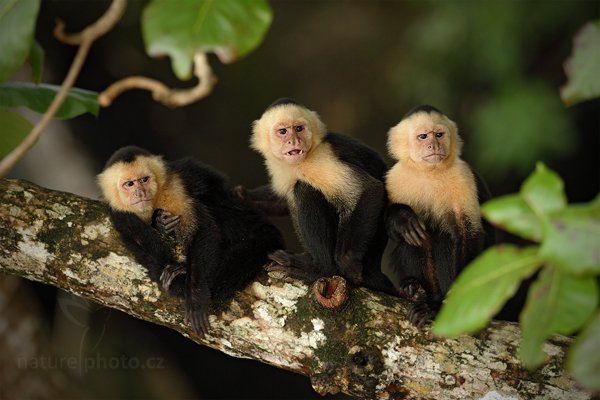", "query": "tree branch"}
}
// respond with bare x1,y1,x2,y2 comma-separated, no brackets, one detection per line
98,52,217,108
0,178,591,399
